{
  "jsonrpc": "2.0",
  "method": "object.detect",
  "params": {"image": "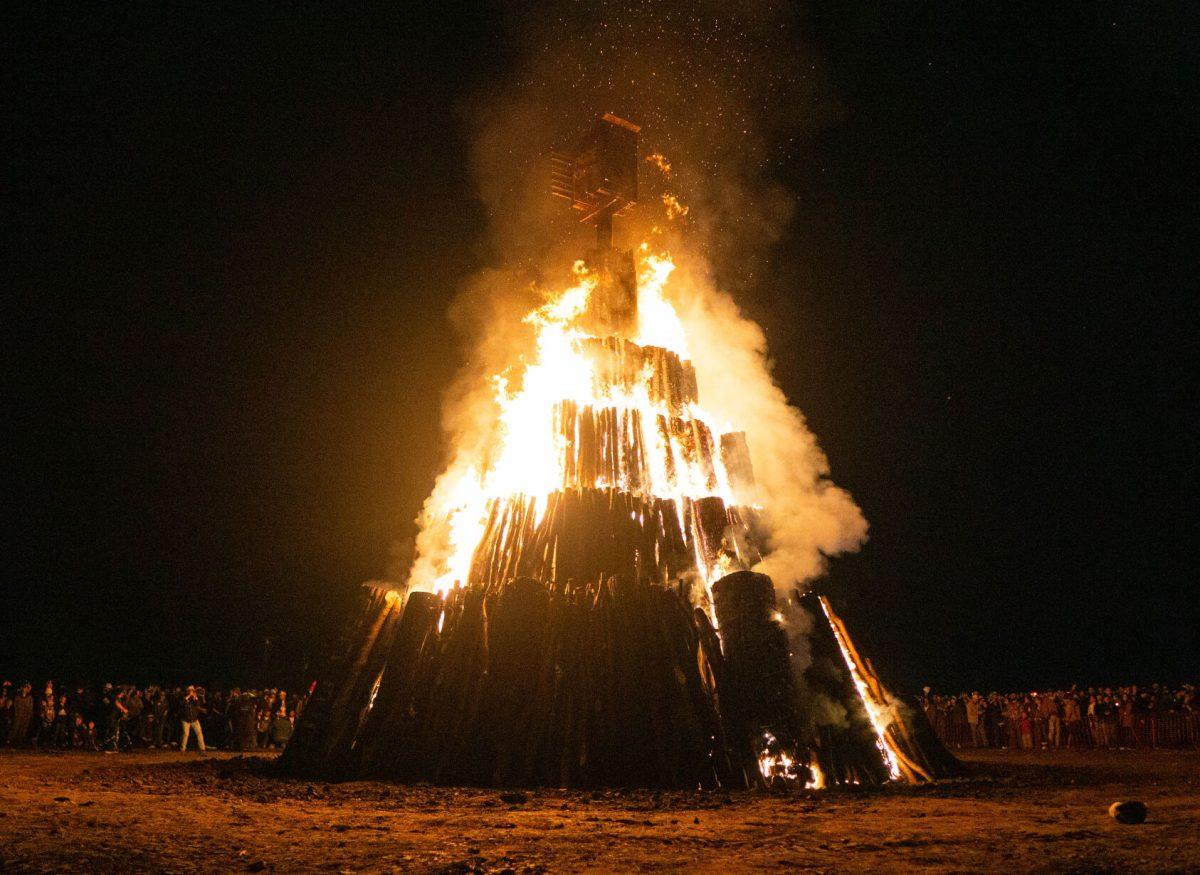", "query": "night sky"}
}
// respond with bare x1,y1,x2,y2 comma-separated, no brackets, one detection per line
5,4,1196,691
